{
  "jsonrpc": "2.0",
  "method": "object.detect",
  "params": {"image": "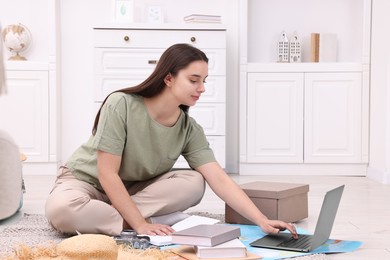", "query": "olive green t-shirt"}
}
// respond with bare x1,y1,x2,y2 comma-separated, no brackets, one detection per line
66,92,216,191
